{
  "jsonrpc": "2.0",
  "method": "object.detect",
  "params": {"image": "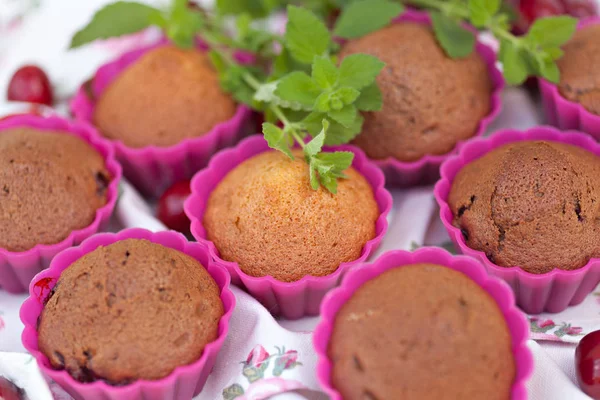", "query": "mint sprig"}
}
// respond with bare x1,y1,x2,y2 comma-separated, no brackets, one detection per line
403,0,577,85
69,1,386,194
